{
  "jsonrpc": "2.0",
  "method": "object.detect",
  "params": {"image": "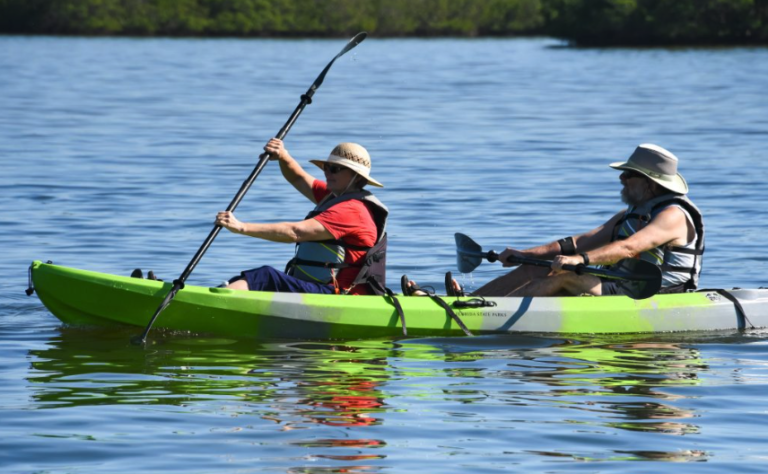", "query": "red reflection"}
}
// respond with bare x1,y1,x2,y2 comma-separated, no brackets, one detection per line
301,379,384,427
